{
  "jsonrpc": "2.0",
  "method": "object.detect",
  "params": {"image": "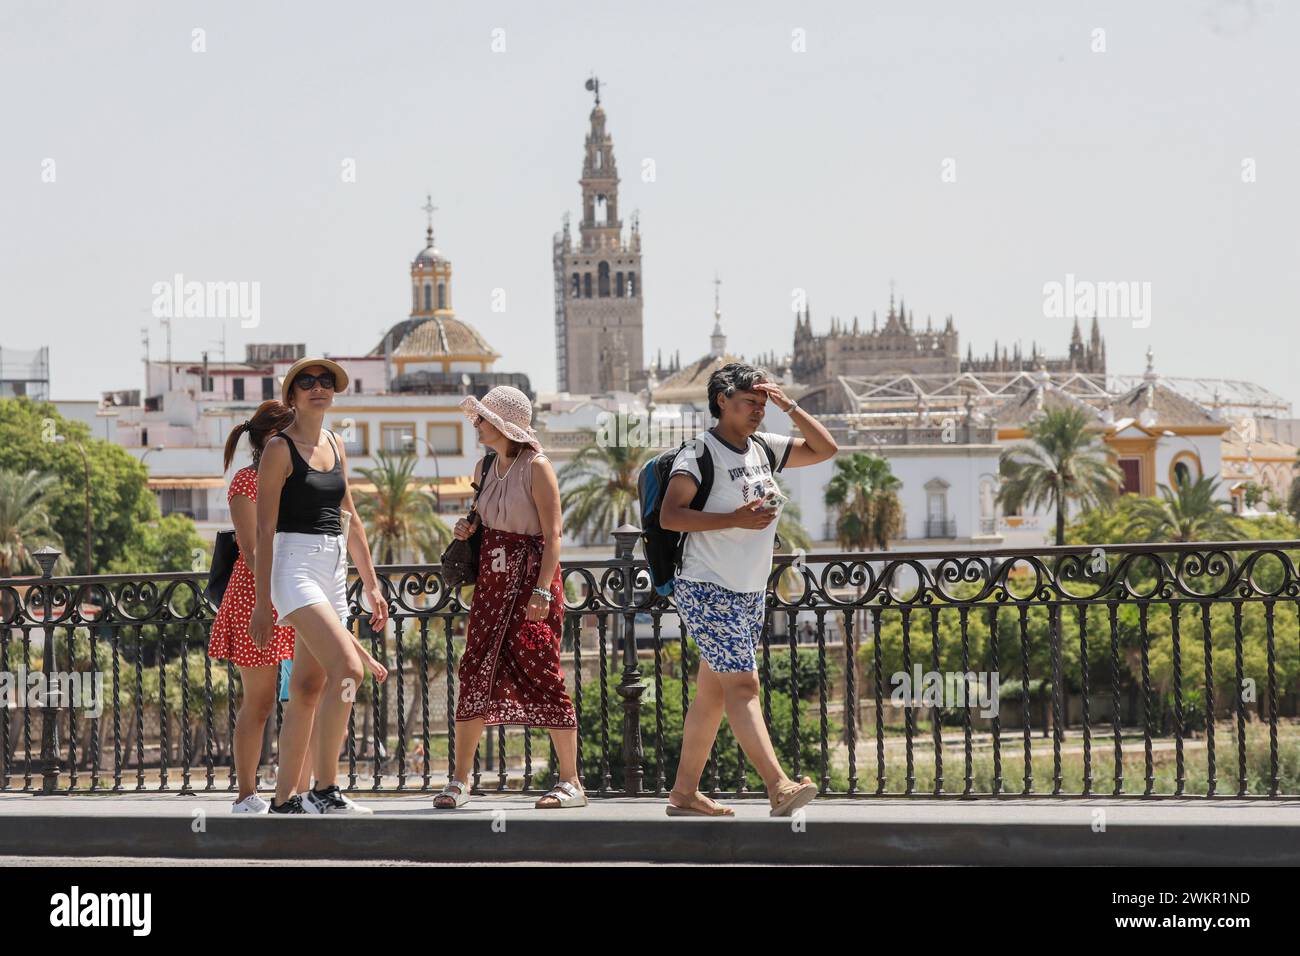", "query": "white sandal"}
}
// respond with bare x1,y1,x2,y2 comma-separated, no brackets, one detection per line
535,780,587,809
434,779,469,809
